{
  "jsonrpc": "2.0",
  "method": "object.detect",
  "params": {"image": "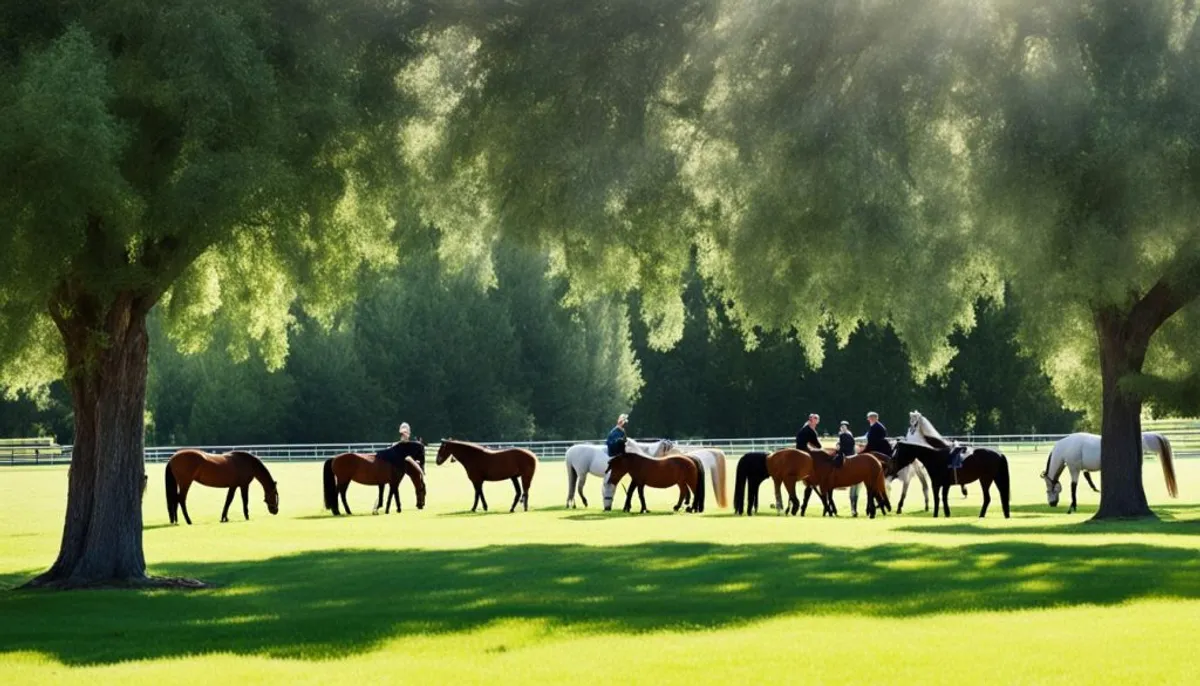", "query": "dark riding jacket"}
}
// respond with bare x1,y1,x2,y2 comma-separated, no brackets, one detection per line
865,421,891,455
796,425,821,451
606,426,627,457
838,432,856,458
